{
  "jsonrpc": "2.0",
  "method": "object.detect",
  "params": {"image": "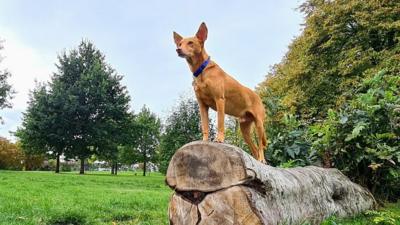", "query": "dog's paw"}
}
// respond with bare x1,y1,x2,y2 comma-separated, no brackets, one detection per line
215,134,225,143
